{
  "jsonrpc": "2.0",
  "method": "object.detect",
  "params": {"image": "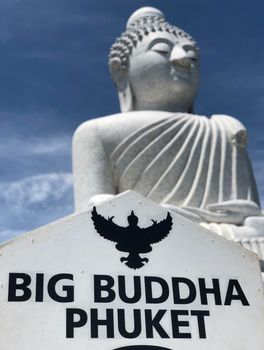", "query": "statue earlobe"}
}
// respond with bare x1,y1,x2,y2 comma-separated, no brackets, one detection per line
109,57,134,112
118,82,133,112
